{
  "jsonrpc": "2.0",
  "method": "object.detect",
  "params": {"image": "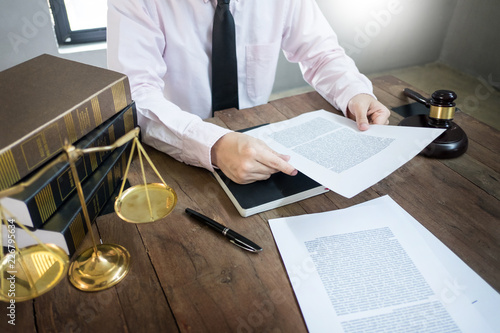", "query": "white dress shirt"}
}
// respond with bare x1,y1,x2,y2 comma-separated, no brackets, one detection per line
107,0,375,171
